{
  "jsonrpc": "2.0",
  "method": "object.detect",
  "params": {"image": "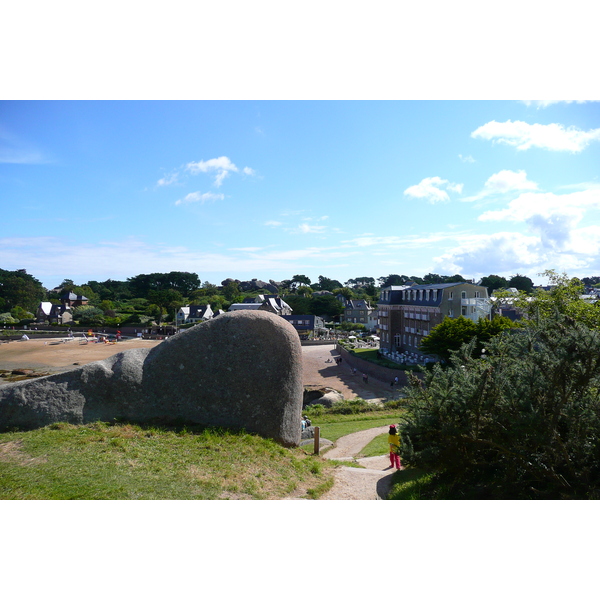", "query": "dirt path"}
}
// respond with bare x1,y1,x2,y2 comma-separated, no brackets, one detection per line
320,426,397,500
